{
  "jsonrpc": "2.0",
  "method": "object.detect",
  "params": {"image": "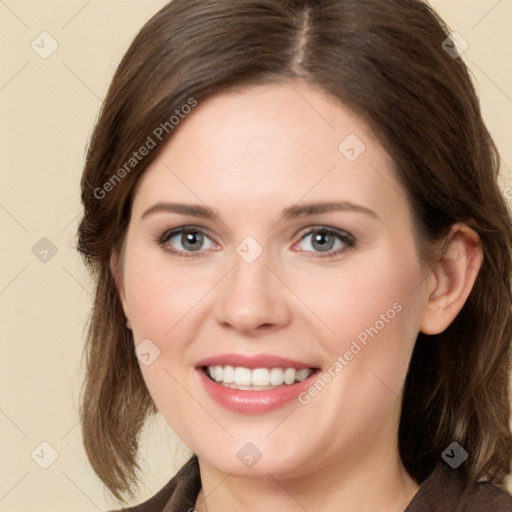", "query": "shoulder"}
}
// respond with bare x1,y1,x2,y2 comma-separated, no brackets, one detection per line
106,455,201,512
405,463,512,512
468,480,512,511
464,480,512,512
